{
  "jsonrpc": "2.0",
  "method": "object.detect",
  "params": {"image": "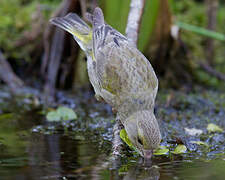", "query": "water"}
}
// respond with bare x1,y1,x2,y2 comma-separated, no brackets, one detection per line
0,87,224,180
0,126,224,180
